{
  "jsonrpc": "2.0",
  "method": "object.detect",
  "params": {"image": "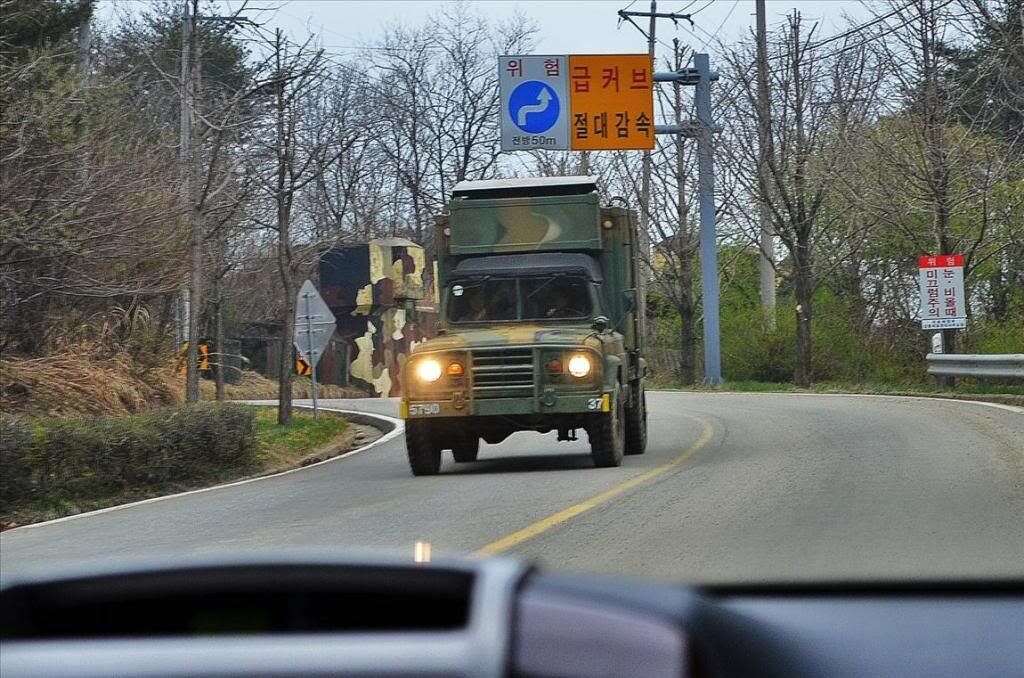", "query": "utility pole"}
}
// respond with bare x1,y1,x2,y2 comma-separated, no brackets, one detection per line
180,0,202,402
76,15,91,81
176,1,189,353
178,1,253,402
755,0,776,326
640,0,656,251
